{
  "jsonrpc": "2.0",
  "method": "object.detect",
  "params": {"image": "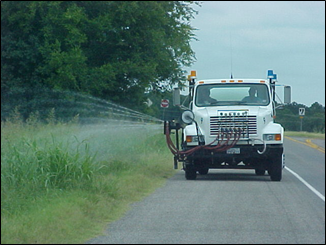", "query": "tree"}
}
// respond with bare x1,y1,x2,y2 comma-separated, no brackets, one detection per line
1,1,200,120
275,102,325,133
